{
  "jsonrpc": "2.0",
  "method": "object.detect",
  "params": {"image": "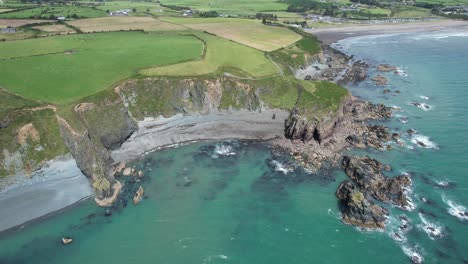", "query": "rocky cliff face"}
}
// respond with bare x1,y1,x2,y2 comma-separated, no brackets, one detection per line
115,77,262,120
284,102,342,144
57,117,116,200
